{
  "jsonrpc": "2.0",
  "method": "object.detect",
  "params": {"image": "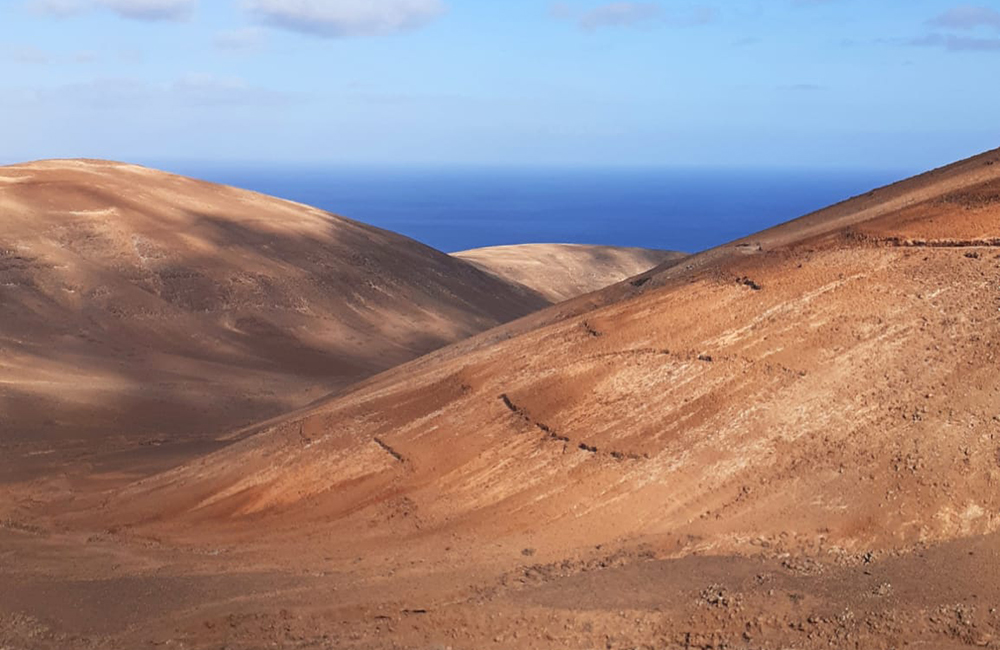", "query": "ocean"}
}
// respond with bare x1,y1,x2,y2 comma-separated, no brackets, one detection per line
170,165,912,254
